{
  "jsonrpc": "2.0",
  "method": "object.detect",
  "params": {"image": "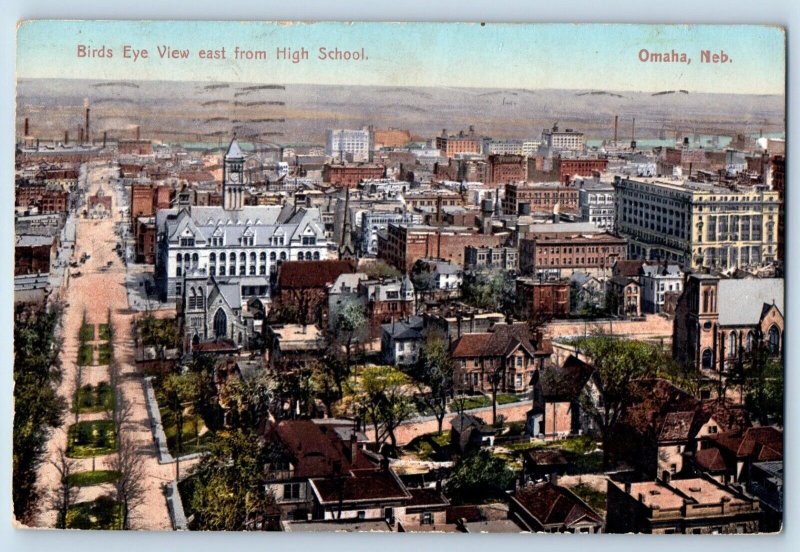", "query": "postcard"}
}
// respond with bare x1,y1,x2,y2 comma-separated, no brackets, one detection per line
13,21,785,533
